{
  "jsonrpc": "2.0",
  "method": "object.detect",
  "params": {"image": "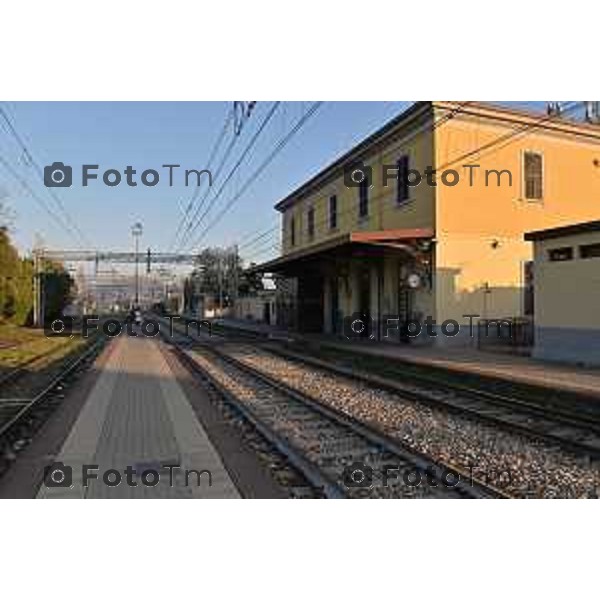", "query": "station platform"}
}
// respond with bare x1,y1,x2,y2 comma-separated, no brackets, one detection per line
216,318,600,400
38,336,240,499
